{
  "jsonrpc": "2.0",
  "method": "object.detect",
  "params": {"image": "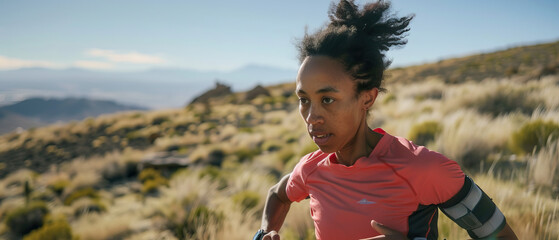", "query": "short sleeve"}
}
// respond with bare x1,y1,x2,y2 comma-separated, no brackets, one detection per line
413,149,465,205
285,160,310,202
